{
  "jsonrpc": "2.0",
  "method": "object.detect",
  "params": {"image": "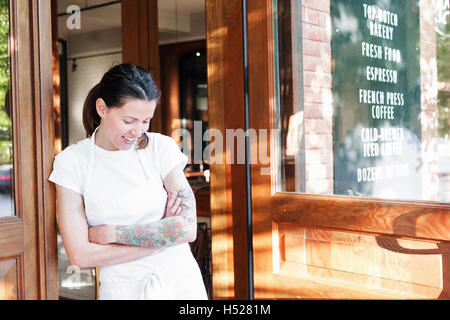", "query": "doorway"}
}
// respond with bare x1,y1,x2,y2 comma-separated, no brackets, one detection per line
54,0,211,300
